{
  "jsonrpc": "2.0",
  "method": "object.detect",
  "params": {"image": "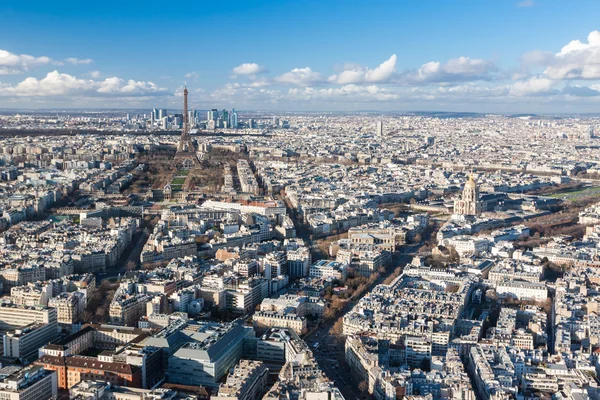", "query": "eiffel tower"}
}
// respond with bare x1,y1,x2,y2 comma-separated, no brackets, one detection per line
174,85,200,169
